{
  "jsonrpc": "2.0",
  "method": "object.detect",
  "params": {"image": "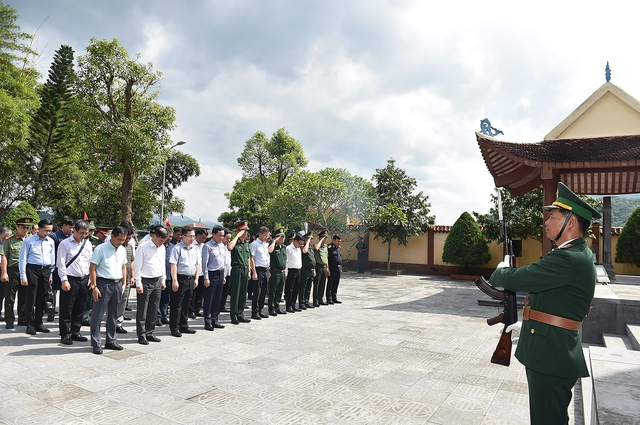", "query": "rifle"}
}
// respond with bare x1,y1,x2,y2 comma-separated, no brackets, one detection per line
475,189,518,366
